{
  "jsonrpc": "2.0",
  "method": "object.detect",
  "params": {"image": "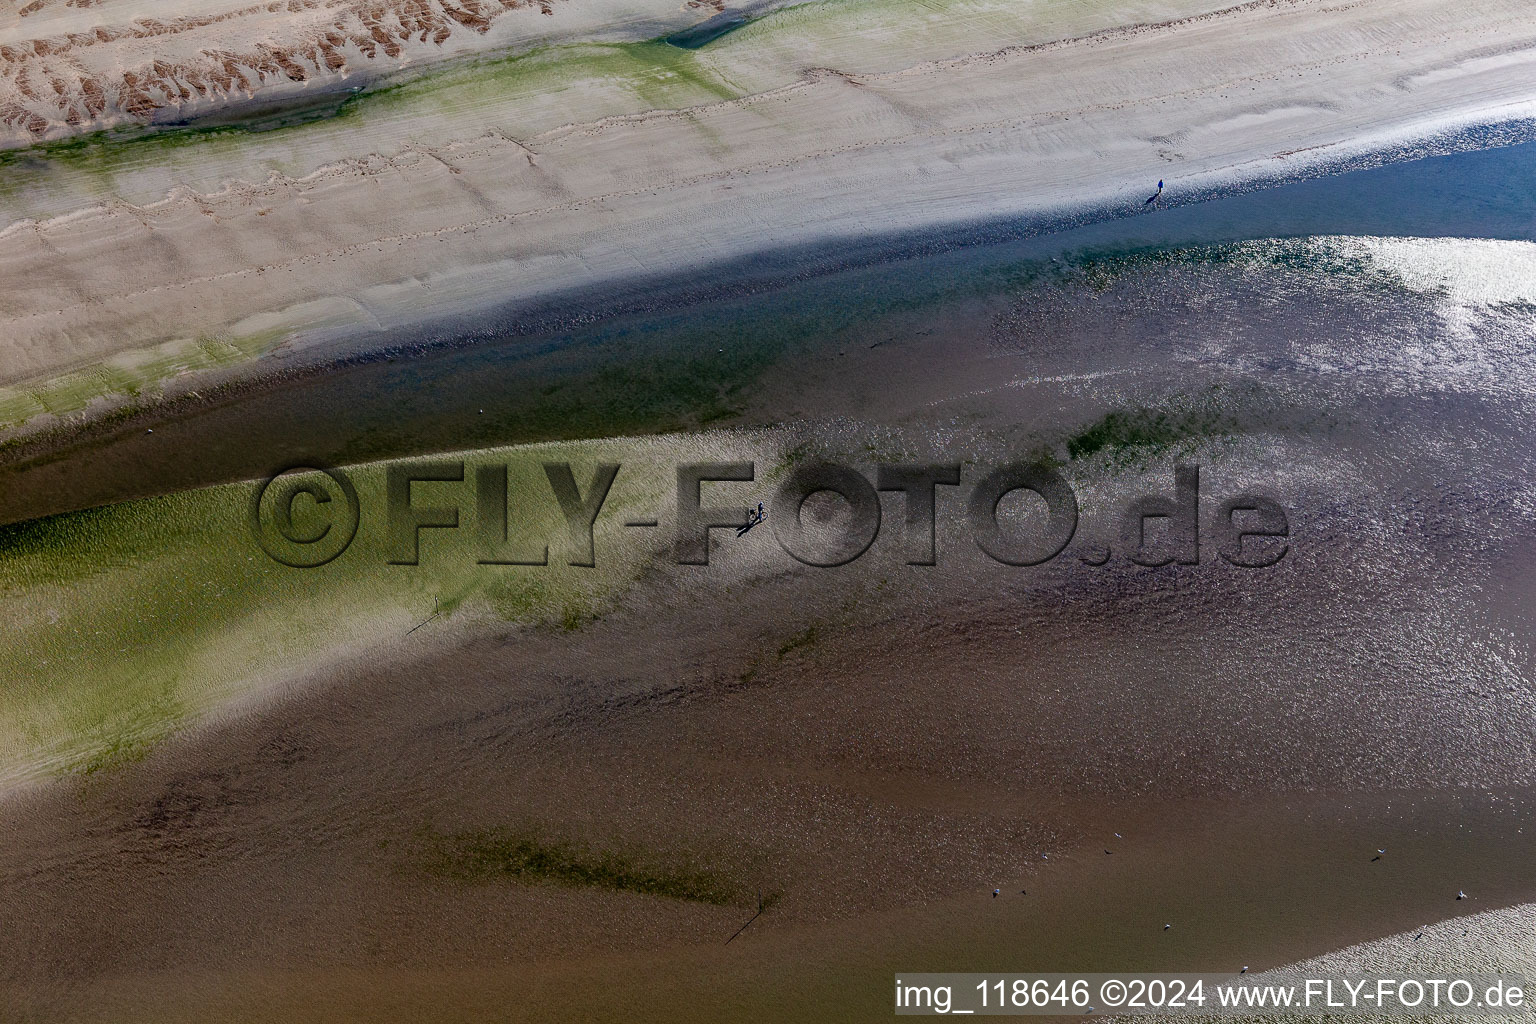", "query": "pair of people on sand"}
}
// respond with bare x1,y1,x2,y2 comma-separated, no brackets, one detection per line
737,502,766,537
